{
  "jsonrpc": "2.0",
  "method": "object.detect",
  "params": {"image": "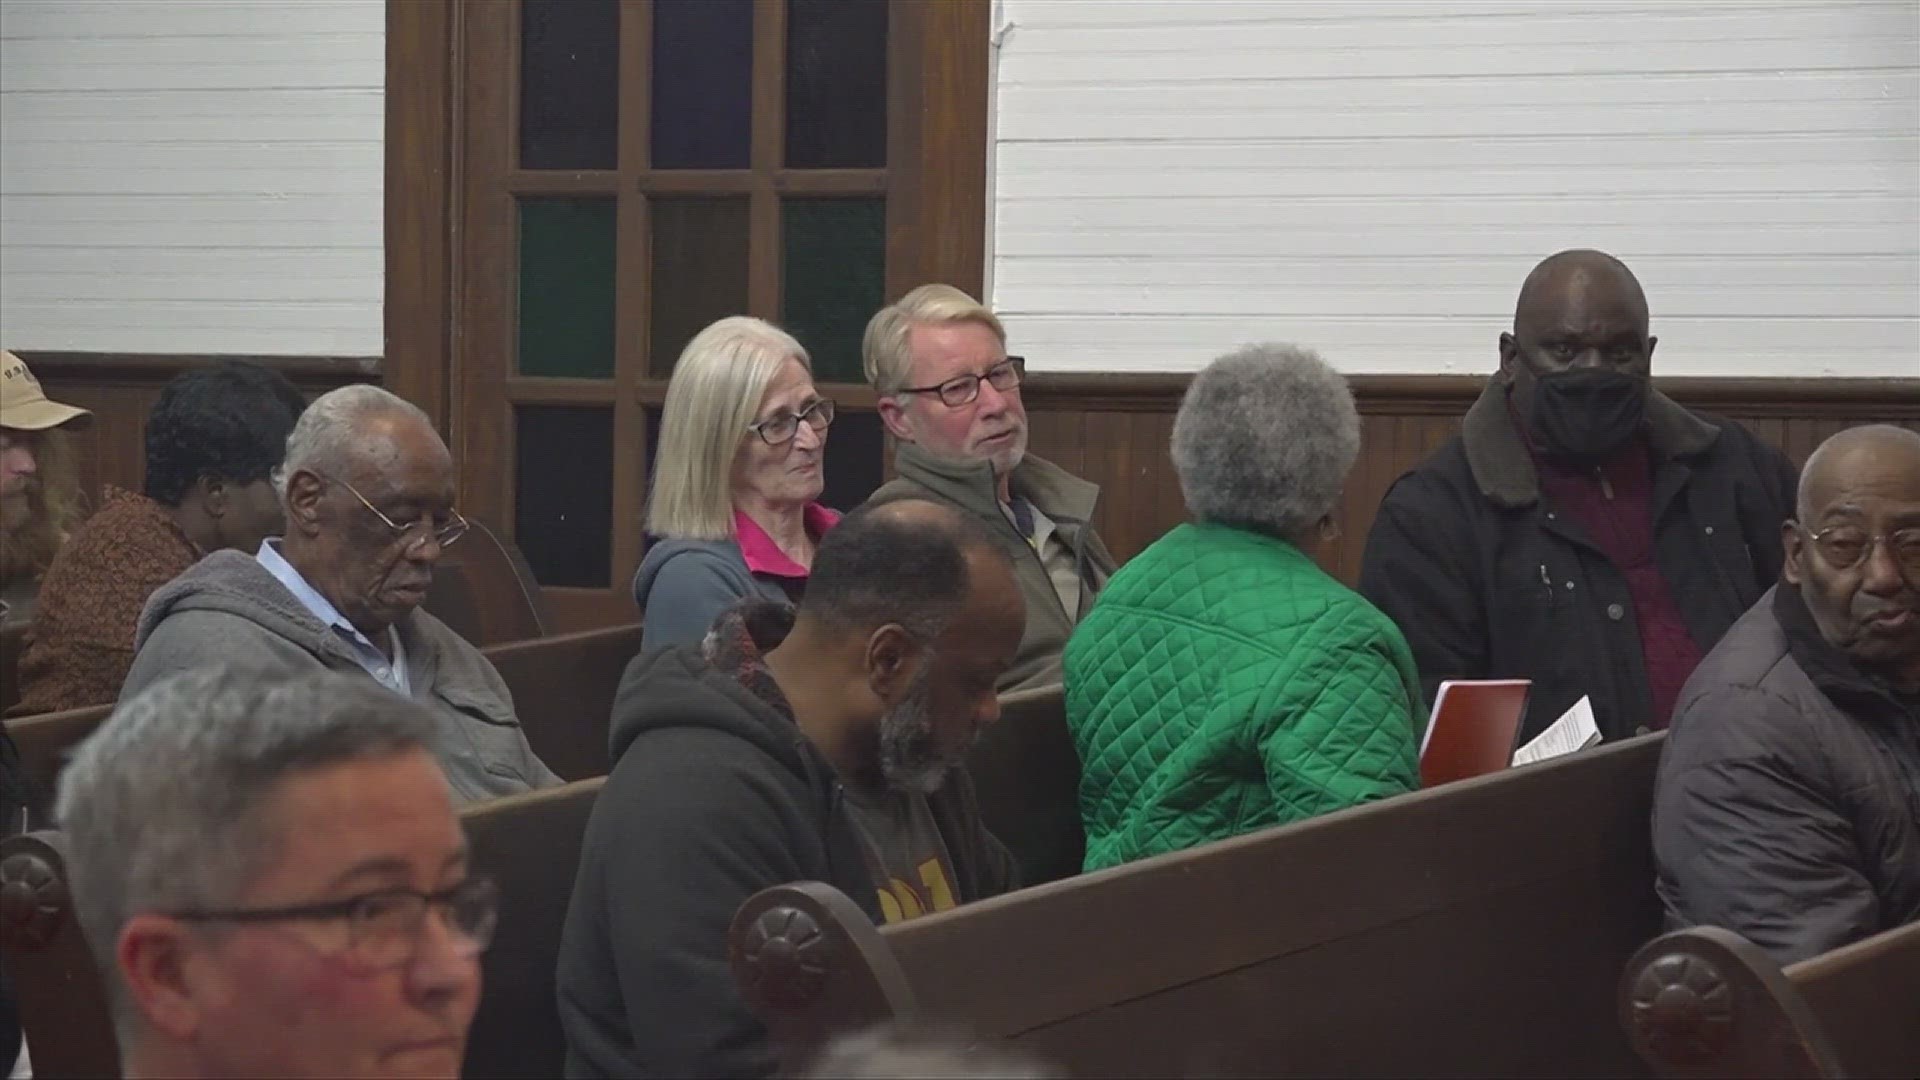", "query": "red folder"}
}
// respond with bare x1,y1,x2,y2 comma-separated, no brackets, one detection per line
1418,679,1531,788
